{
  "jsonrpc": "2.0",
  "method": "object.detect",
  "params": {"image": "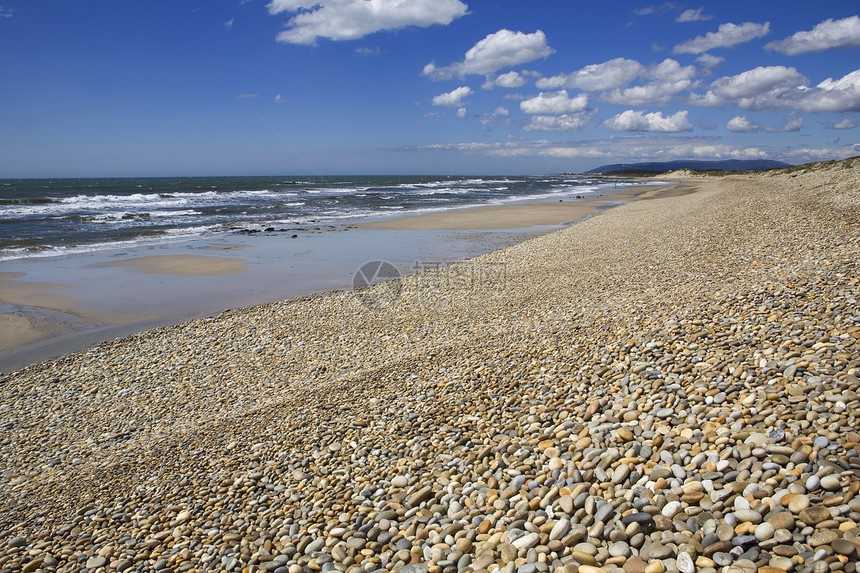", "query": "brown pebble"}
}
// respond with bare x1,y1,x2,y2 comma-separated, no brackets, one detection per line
623,556,647,573
832,538,857,556
800,505,831,526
